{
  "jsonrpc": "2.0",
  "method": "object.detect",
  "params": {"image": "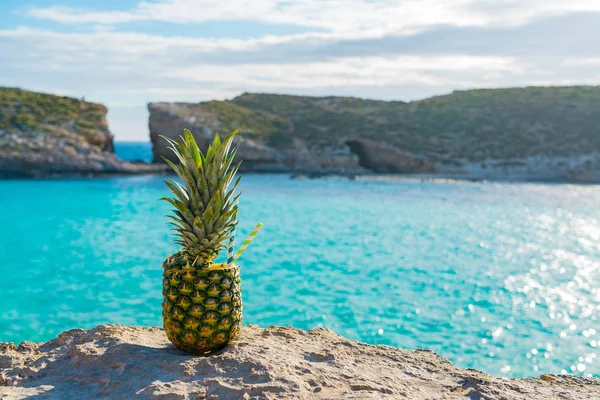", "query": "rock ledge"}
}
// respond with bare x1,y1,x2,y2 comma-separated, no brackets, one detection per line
1,324,599,399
